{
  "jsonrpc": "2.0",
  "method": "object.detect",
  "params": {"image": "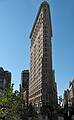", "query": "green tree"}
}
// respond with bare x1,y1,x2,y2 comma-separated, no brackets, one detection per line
0,84,28,120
